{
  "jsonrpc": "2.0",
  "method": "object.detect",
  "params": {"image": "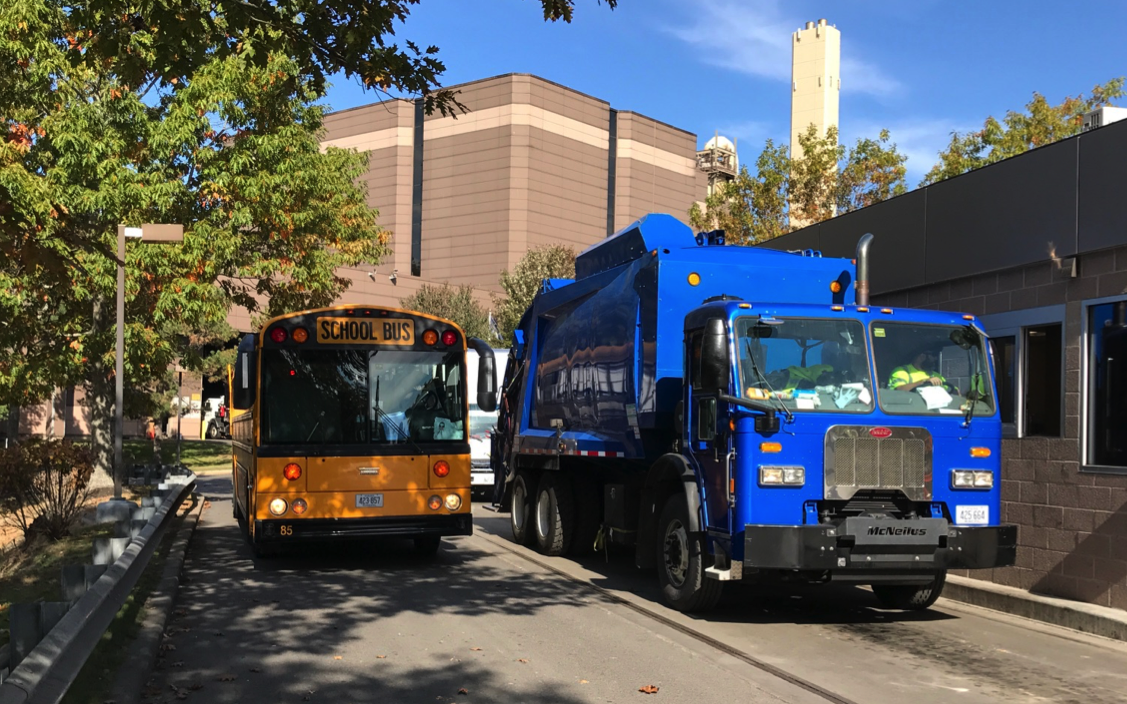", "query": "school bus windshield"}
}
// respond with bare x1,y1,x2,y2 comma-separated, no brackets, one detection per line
260,347,466,445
